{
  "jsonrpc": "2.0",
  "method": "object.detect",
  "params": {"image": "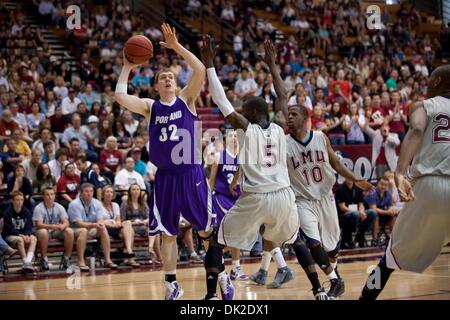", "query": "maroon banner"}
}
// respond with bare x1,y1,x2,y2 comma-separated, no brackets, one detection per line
333,144,375,184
